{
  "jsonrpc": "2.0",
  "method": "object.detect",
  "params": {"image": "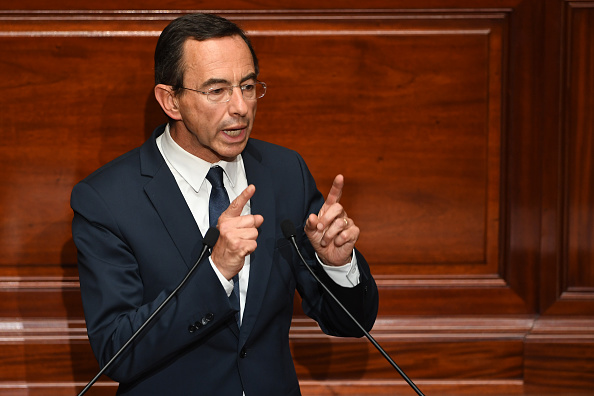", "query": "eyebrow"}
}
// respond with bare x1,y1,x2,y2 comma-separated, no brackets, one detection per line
199,72,258,89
